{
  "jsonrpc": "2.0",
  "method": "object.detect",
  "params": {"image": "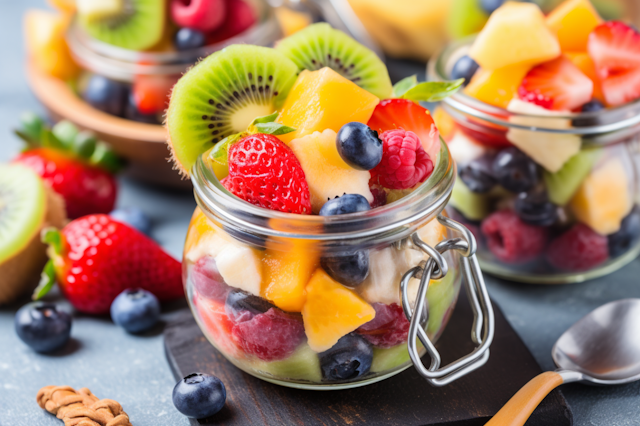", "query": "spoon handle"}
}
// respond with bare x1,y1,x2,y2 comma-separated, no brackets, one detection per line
485,371,564,426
